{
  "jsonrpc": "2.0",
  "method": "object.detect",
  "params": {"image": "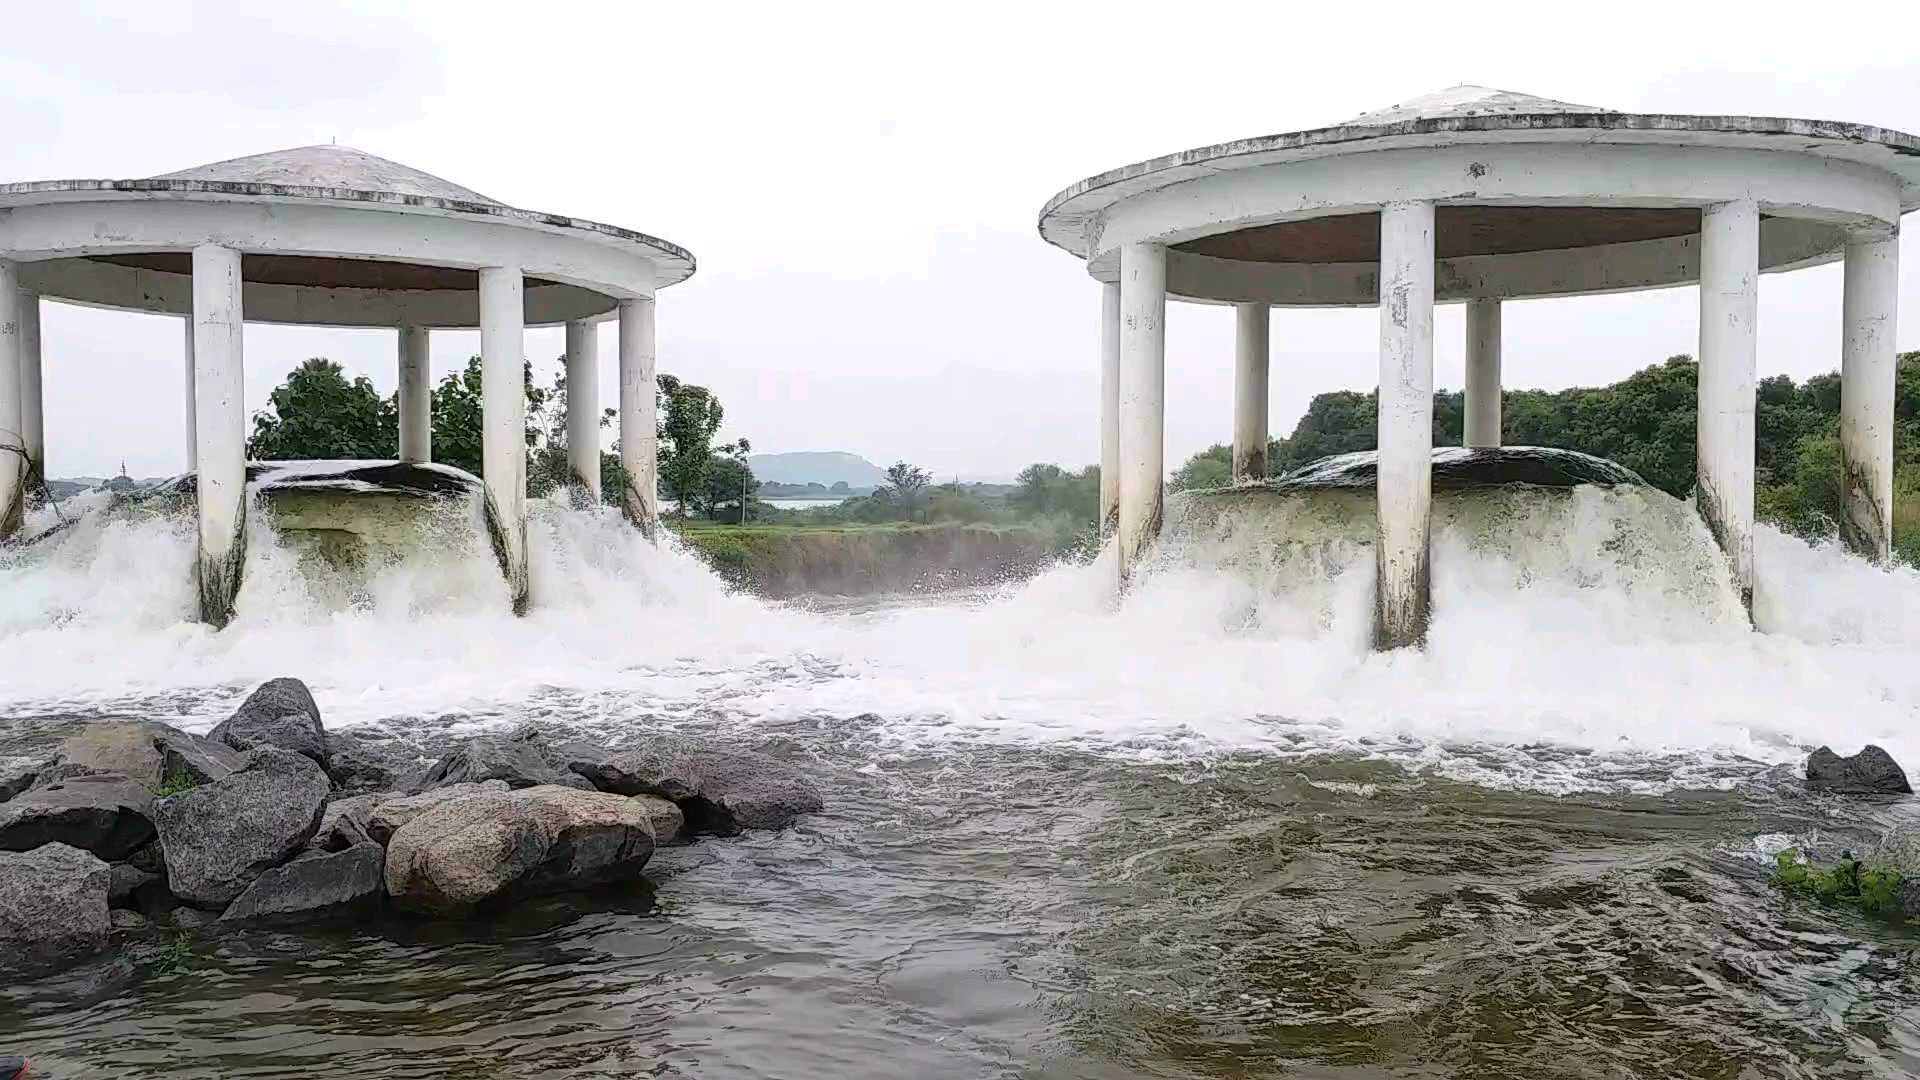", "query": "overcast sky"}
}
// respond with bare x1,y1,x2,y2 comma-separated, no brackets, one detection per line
6,1,1918,481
